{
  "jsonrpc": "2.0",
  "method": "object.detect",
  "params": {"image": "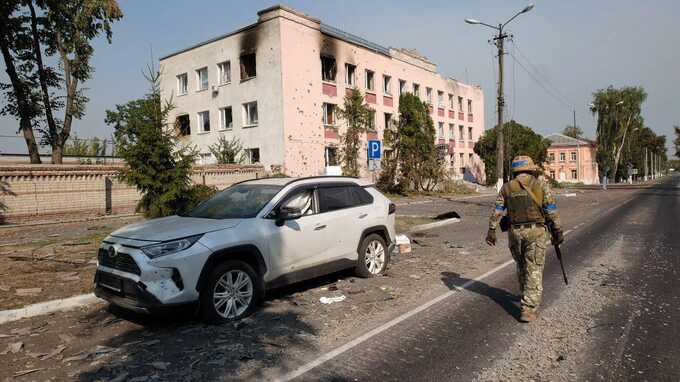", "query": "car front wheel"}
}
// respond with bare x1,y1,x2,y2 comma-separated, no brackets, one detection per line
200,260,261,323
355,233,389,278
